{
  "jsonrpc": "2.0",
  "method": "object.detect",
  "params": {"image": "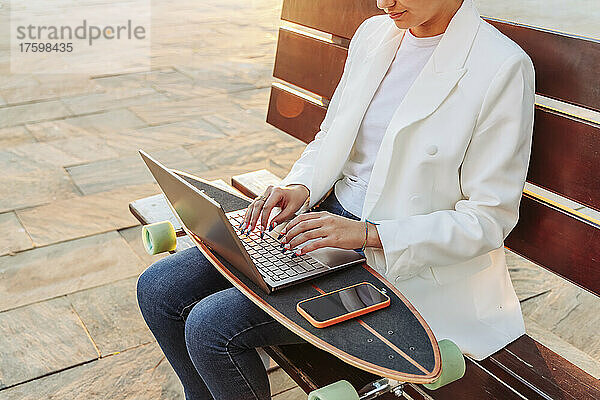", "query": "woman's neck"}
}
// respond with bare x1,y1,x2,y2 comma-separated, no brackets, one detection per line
410,0,463,38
